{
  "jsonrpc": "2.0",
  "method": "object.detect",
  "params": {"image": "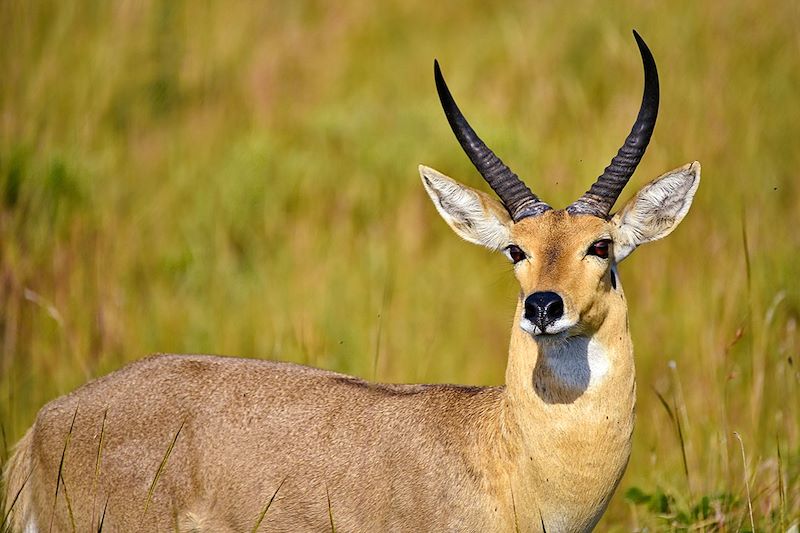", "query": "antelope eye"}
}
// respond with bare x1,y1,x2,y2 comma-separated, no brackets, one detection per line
505,245,526,264
587,239,612,259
